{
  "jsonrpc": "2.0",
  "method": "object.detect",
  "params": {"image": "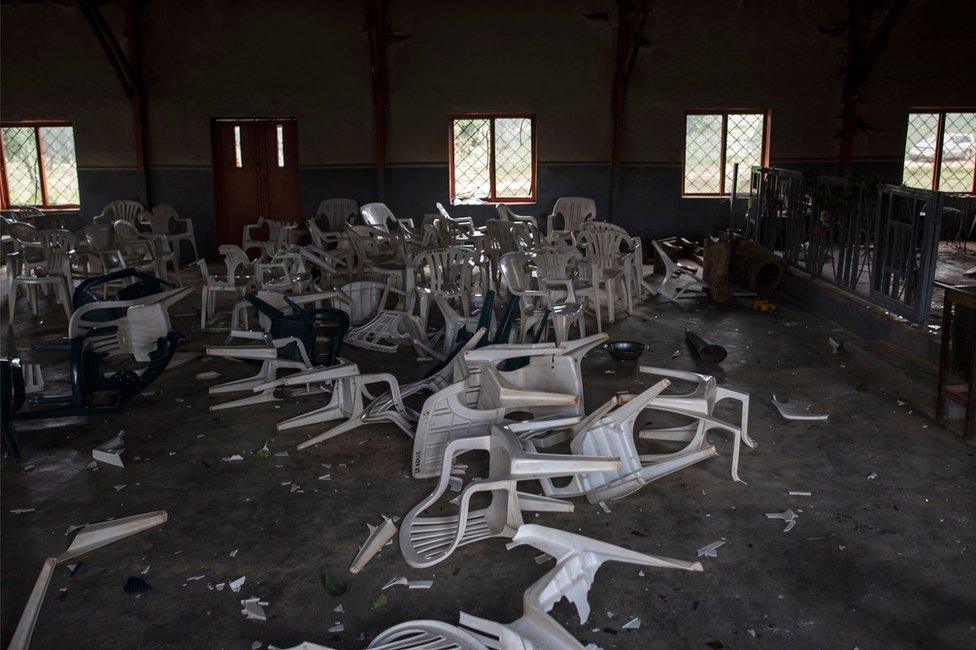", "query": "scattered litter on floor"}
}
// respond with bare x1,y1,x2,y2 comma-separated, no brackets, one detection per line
788,490,812,496
290,483,303,494
382,576,433,590
867,472,878,480
10,508,36,514
230,549,239,558
251,642,262,650
317,474,331,481
373,594,388,608
349,516,398,574
771,395,829,421
92,434,125,467
123,576,152,595
113,484,126,492
196,371,221,380
696,540,725,557
256,442,271,458
186,575,205,581
670,350,681,359
223,455,245,462
827,337,840,354
230,576,246,593
333,605,344,613
328,623,344,633
622,617,641,630
765,509,798,532
241,597,269,621
67,563,81,576
322,574,347,596
598,502,612,514
59,511,168,563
